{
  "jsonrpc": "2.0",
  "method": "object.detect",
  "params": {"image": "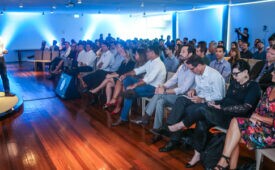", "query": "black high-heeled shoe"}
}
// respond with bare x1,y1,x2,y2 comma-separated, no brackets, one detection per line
214,154,230,170
185,160,200,168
